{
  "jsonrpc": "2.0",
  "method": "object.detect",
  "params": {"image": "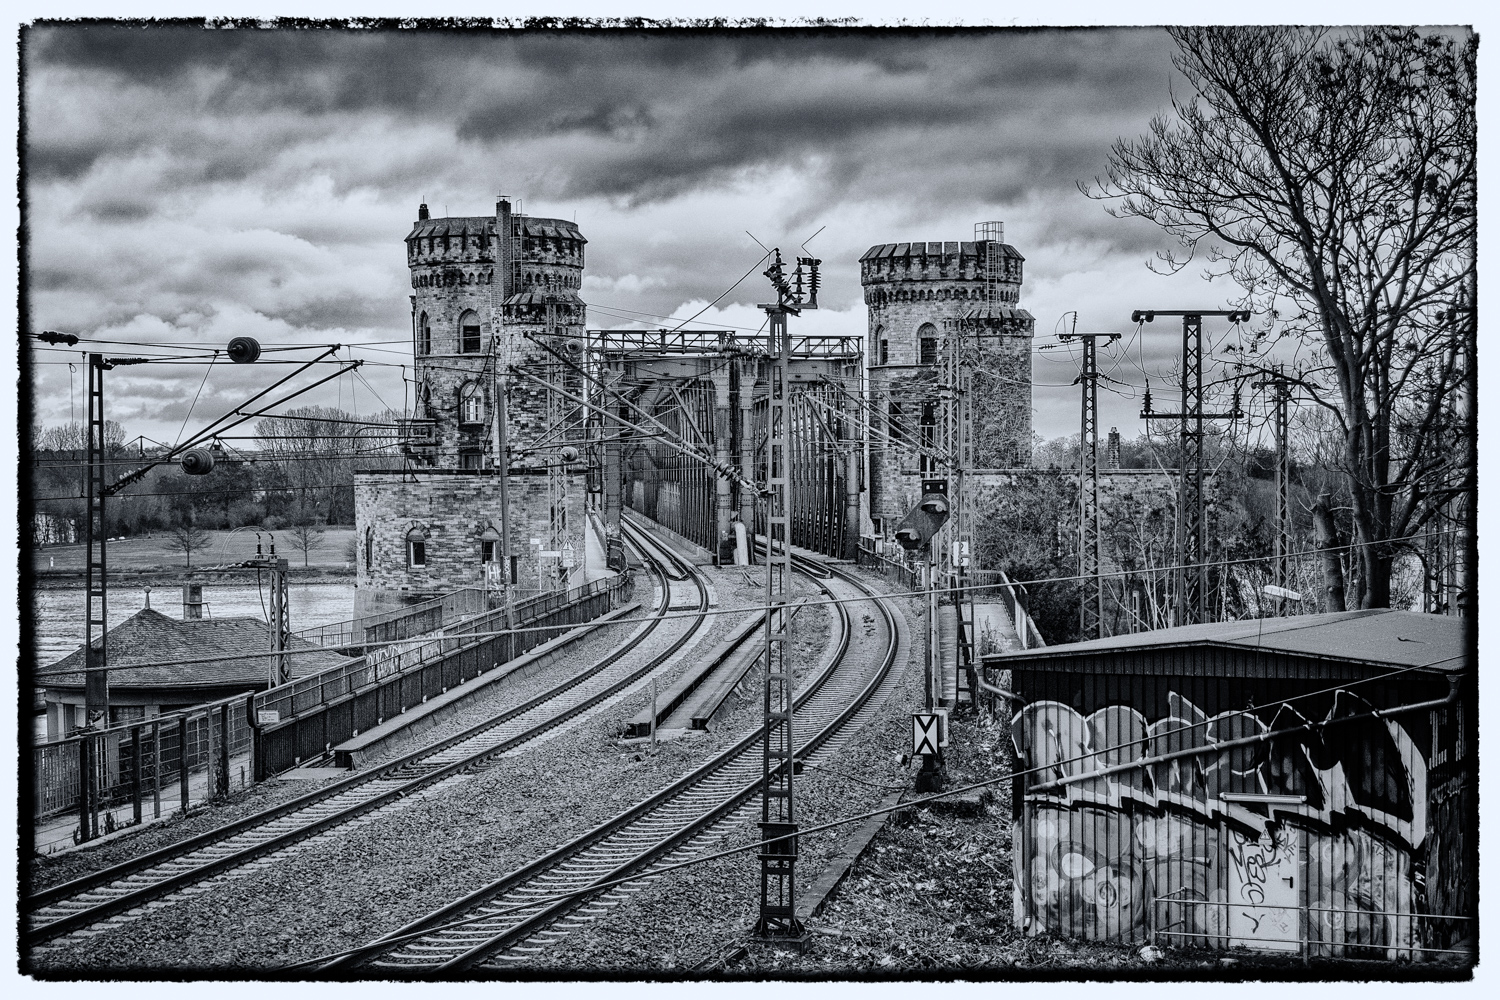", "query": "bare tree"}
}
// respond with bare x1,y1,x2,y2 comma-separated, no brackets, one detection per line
166,523,212,568
1092,27,1476,608
288,522,326,568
